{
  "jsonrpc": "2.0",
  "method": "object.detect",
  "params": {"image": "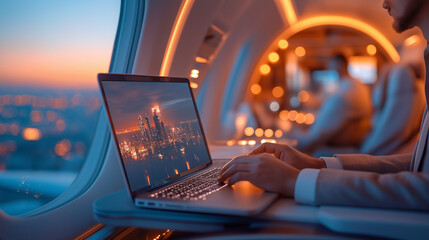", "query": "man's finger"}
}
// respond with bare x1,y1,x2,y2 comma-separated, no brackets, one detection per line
227,172,253,185
220,155,253,175
218,163,250,183
249,143,288,159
